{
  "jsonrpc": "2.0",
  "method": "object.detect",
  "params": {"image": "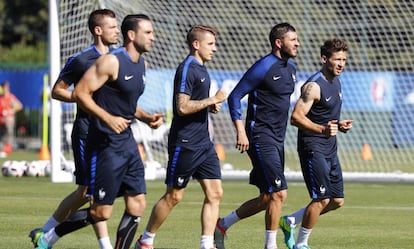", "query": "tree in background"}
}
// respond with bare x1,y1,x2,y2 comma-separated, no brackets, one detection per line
0,0,48,64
